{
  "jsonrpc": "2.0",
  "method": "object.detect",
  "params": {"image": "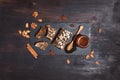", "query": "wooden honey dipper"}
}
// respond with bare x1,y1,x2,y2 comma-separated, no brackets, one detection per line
66,25,84,52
